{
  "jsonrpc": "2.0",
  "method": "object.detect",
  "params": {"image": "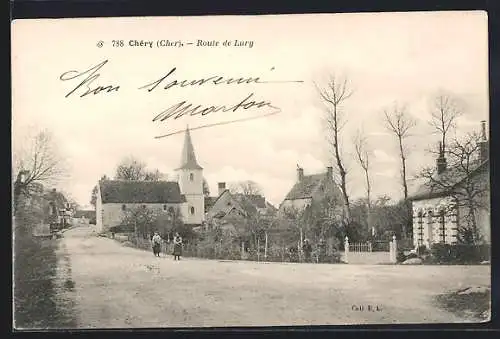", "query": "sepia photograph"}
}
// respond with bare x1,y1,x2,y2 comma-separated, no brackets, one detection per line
11,11,490,329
